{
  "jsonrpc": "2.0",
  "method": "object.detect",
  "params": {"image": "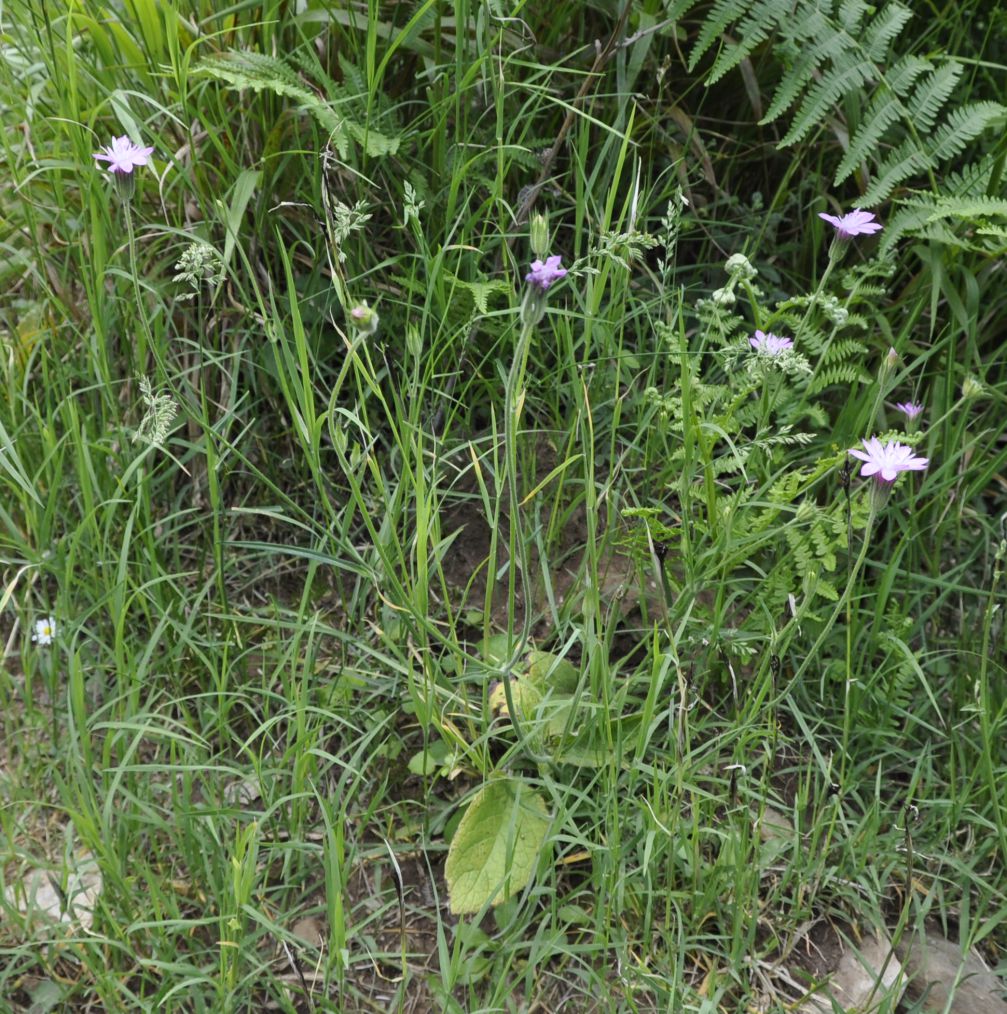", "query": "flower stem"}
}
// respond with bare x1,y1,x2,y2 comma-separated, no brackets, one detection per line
494,318,538,755
122,199,157,380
